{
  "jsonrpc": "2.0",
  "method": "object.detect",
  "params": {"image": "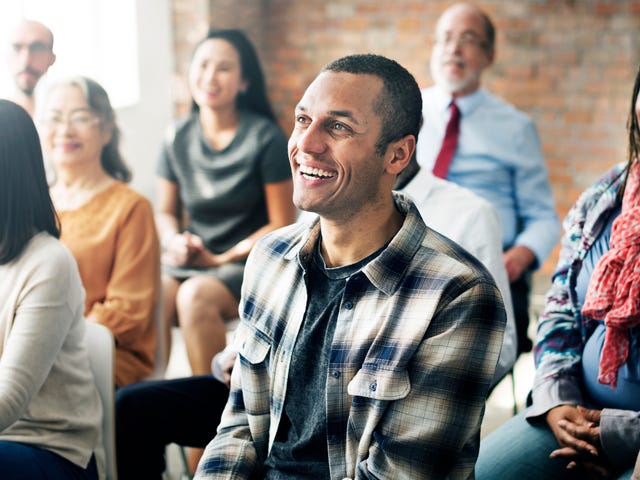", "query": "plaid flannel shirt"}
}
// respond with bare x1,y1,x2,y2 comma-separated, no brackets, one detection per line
196,193,506,480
